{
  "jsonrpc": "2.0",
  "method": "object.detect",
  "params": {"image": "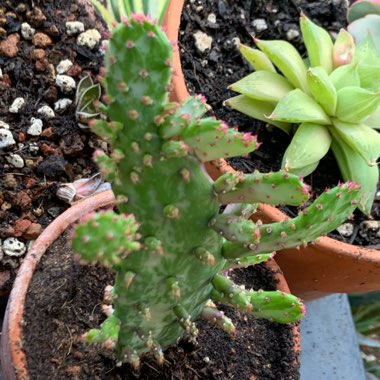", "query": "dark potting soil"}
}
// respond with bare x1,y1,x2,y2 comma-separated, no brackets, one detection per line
22,233,300,380
0,0,106,260
179,0,380,248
